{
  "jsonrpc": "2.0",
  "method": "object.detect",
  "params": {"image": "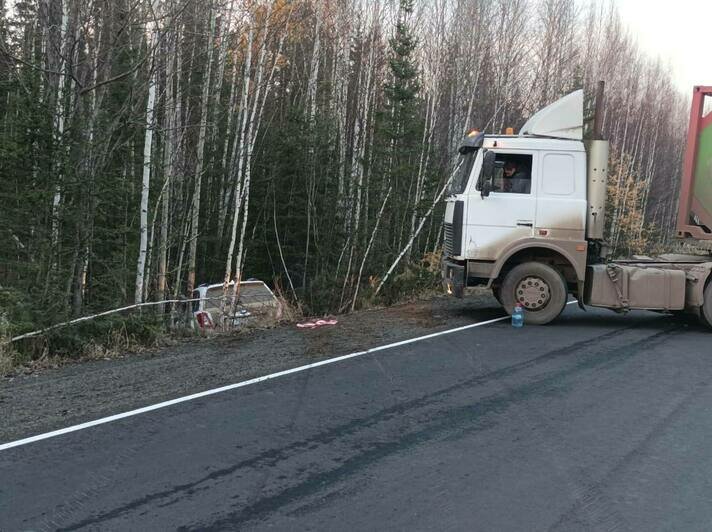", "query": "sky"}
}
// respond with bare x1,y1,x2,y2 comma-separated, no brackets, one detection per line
616,0,712,94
